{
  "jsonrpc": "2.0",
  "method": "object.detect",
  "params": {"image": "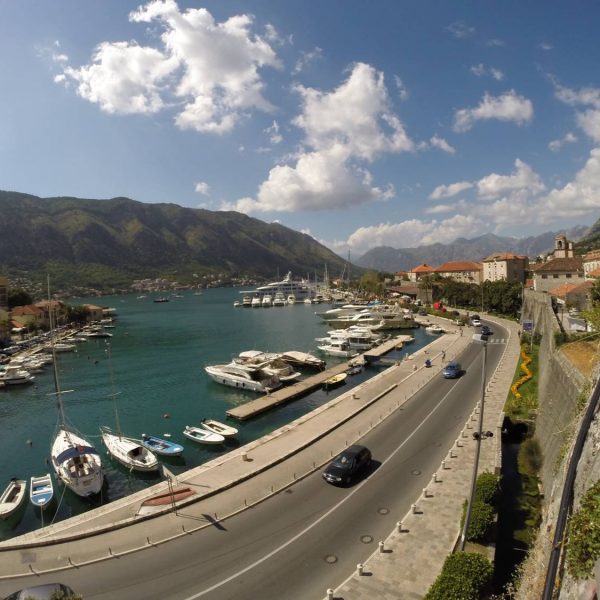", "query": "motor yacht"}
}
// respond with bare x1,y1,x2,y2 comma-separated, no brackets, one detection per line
262,294,273,307
273,292,286,306
205,363,281,393
0,365,35,385
234,351,301,383
317,340,359,358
